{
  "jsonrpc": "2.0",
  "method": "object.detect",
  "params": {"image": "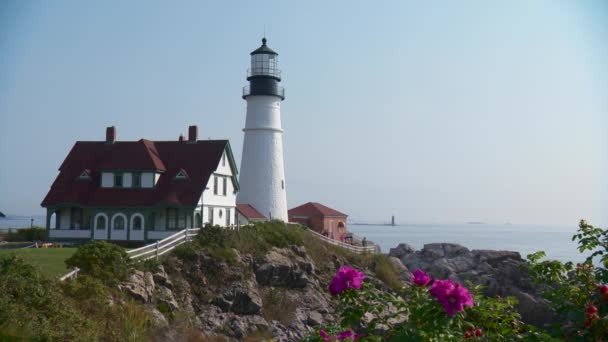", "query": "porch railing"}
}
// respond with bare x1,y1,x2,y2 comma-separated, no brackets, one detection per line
307,229,379,254
59,228,200,281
